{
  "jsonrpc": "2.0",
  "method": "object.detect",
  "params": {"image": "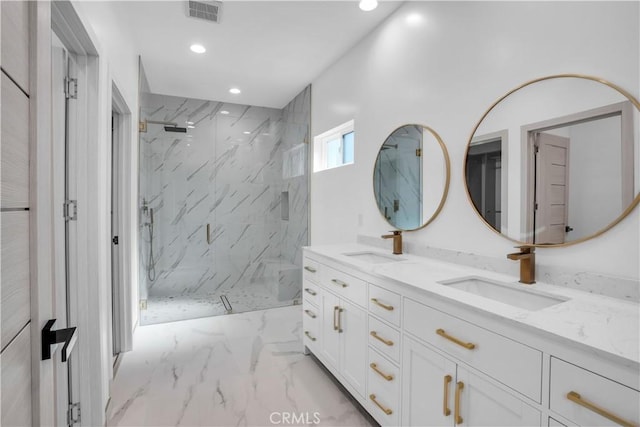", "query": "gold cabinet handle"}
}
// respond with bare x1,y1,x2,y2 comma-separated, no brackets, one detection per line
567,391,635,427
455,381,464,424
371,298,394,311
333,306,338,331
337,307,344,333
436,329,476,350
443,375,452,416
331,278,348,288
206,223,211,245
370,331,394,346
304,309,316,319
304,266,317,273
369,394,393,415
304,331,316,341
304,288,317,296
370,363,394,381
